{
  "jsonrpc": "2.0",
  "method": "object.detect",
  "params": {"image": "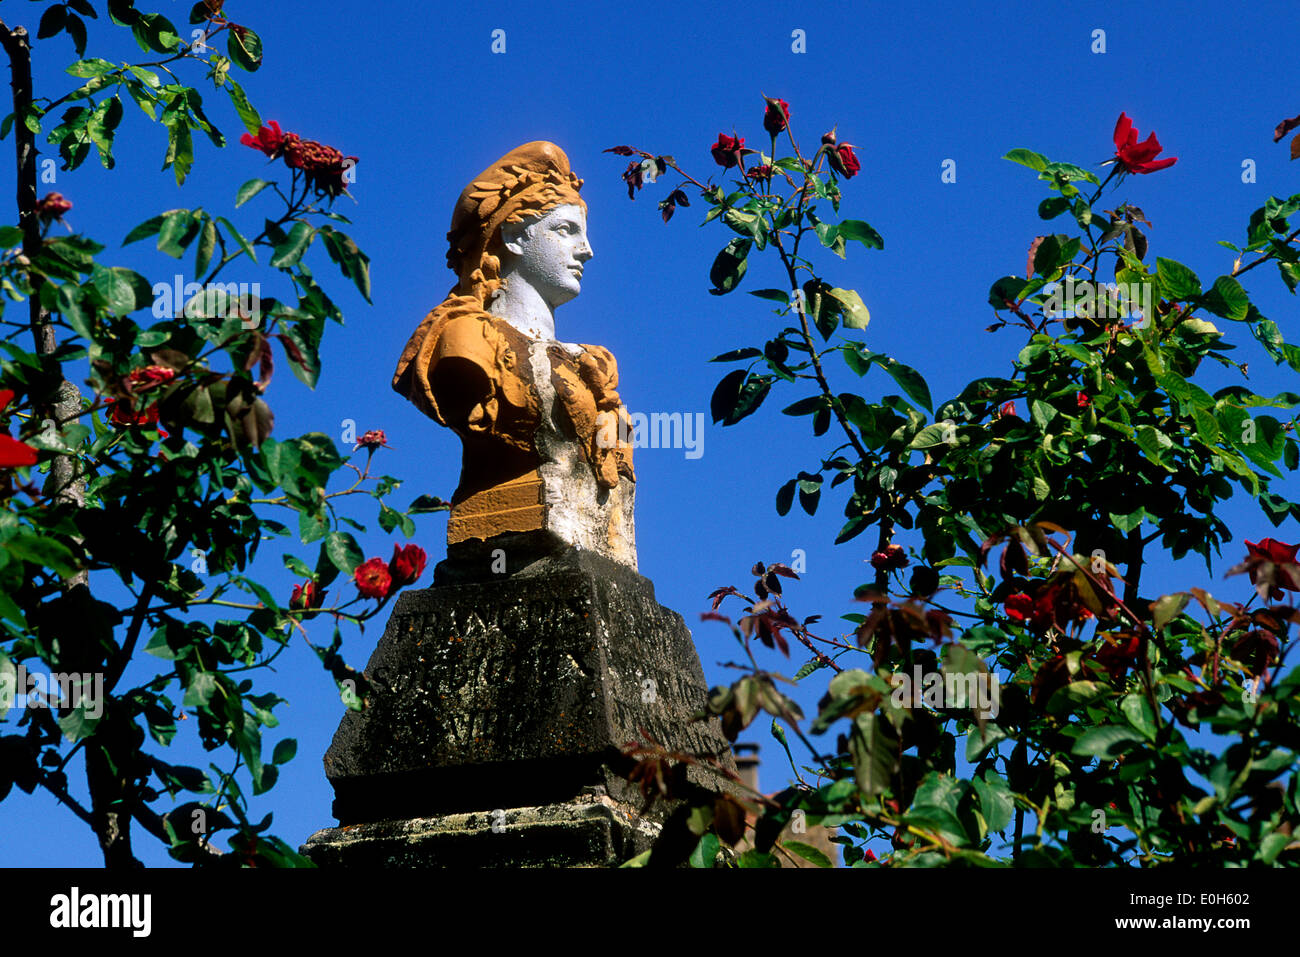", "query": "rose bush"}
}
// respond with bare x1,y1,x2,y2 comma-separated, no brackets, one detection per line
0,2,445,867
609,95,1300,868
